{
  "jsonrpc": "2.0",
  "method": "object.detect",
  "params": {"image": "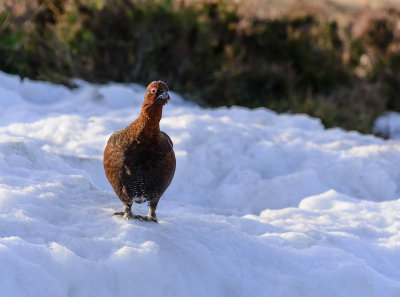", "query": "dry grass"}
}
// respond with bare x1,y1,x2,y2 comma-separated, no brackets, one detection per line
182,0,400,24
